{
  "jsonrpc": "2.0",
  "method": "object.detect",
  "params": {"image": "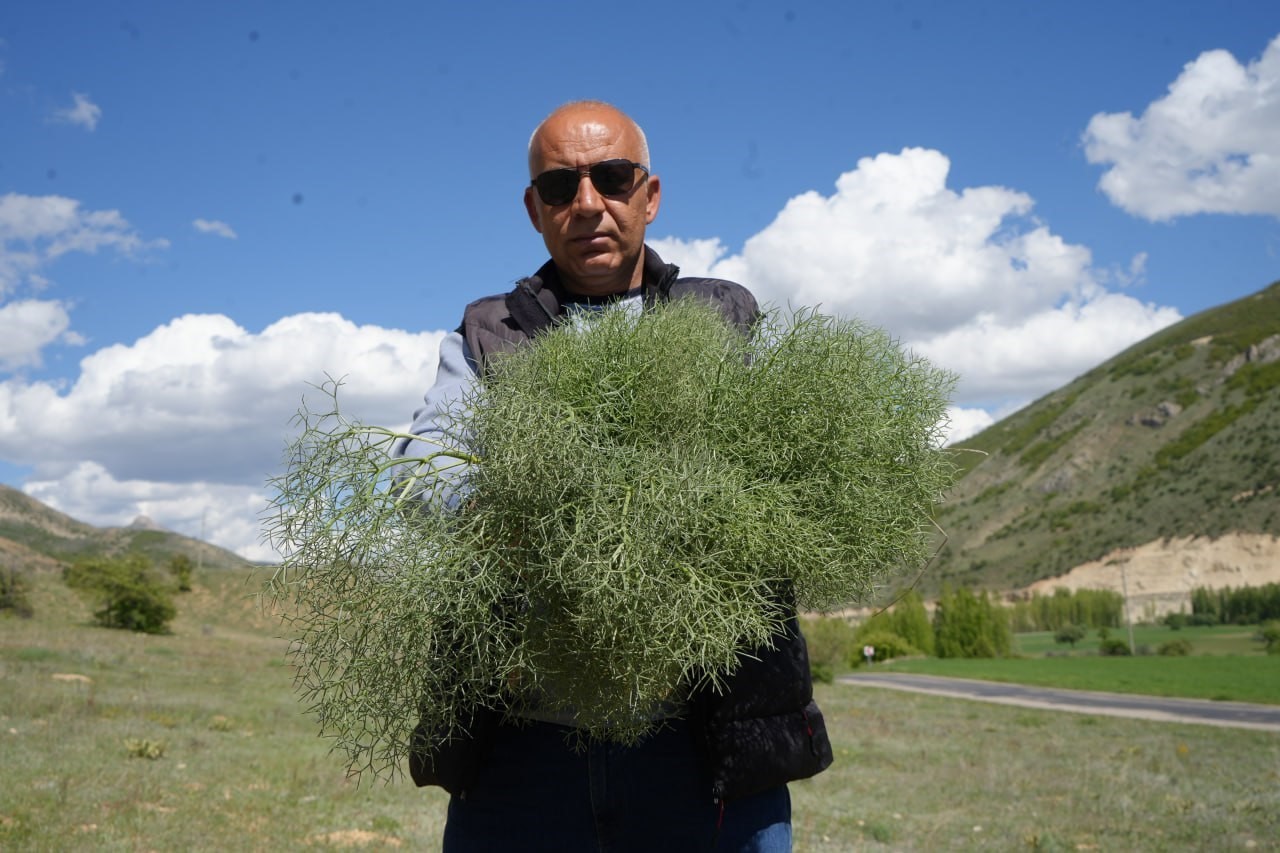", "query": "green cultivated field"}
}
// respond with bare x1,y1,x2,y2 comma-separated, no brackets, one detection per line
2,570,1278,851
878,655,1280,705
1011,624,1266,658
866,623,1280,705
